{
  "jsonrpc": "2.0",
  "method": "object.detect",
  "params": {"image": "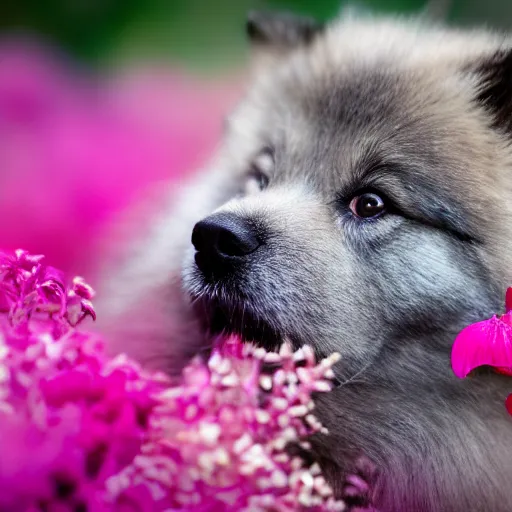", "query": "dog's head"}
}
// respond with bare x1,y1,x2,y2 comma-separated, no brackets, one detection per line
183,12,512,370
